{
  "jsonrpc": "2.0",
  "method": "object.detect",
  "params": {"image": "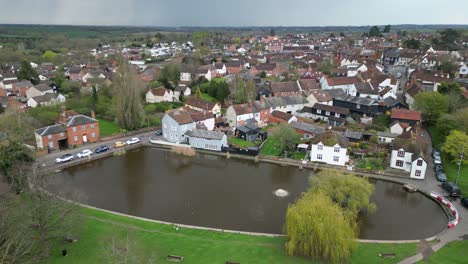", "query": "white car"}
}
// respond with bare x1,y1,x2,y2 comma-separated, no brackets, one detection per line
126,137,140,145
55,154,74,164
77,149,93,158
